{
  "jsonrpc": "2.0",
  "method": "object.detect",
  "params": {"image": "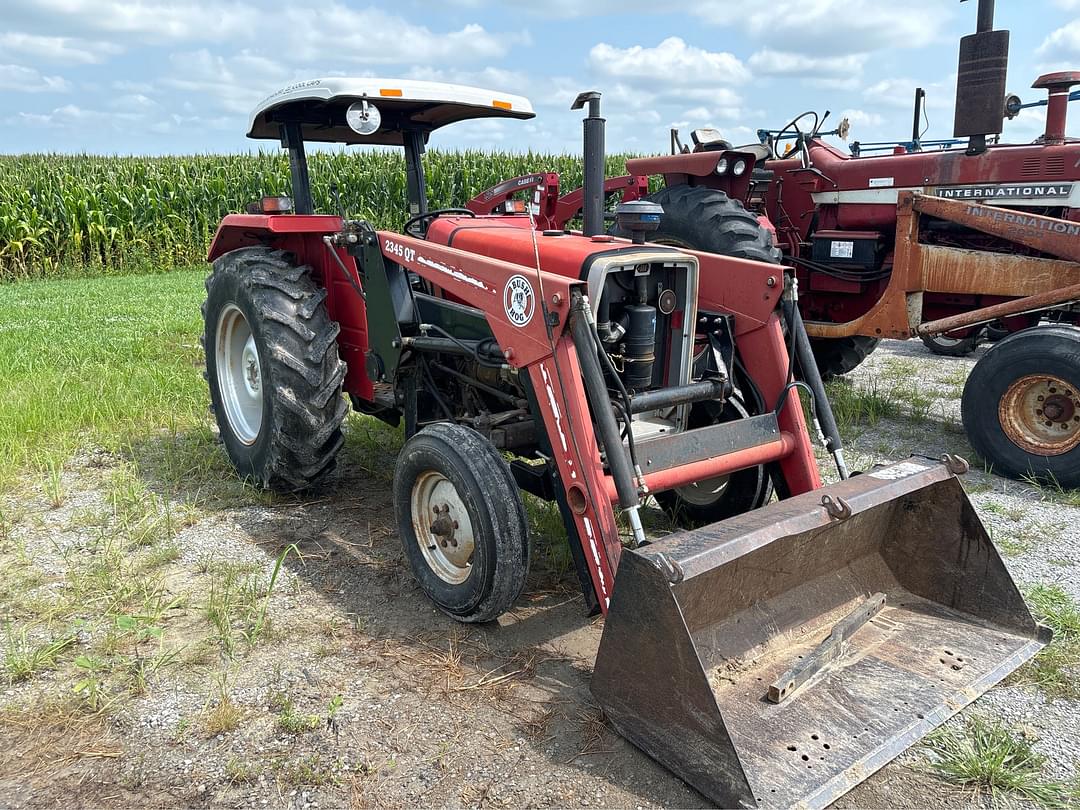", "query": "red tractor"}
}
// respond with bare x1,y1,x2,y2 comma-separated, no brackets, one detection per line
202,78,1046,808
476,0,1080,486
